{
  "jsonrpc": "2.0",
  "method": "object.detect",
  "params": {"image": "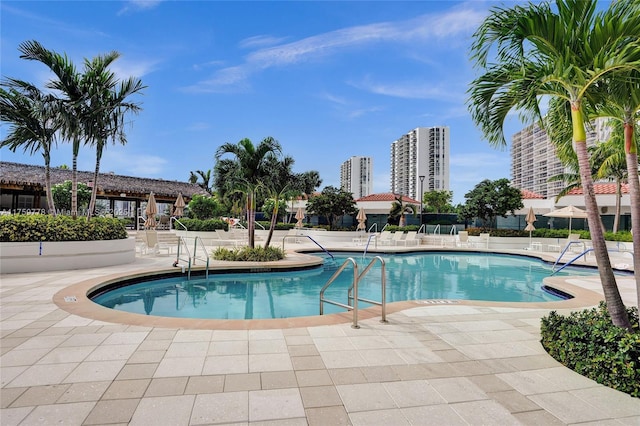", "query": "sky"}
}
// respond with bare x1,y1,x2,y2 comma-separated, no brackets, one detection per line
1,0,527,205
